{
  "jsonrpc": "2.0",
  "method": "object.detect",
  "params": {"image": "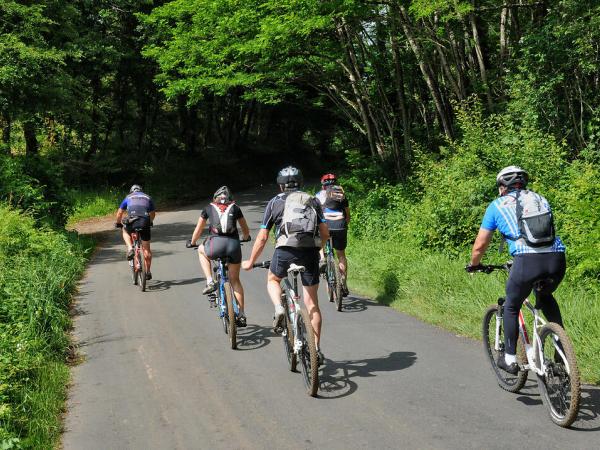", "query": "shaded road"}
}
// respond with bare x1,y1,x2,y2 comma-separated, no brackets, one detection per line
63,186,600,449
